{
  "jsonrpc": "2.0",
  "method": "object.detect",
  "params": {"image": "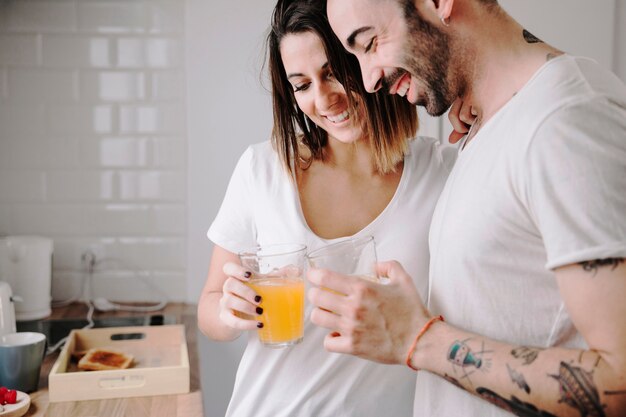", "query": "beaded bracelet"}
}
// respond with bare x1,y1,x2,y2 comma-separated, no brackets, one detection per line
405,315,445,371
